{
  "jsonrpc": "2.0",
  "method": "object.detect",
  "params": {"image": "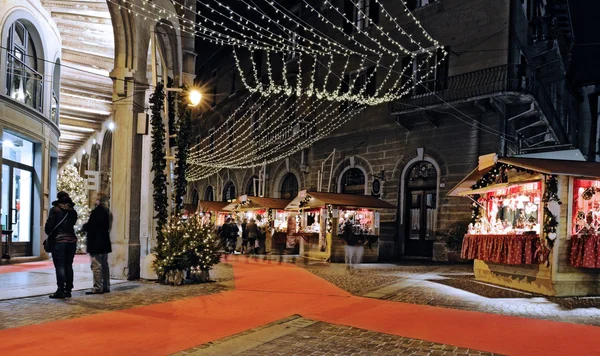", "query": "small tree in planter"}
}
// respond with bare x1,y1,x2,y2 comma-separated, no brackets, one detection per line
153,214,221,285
